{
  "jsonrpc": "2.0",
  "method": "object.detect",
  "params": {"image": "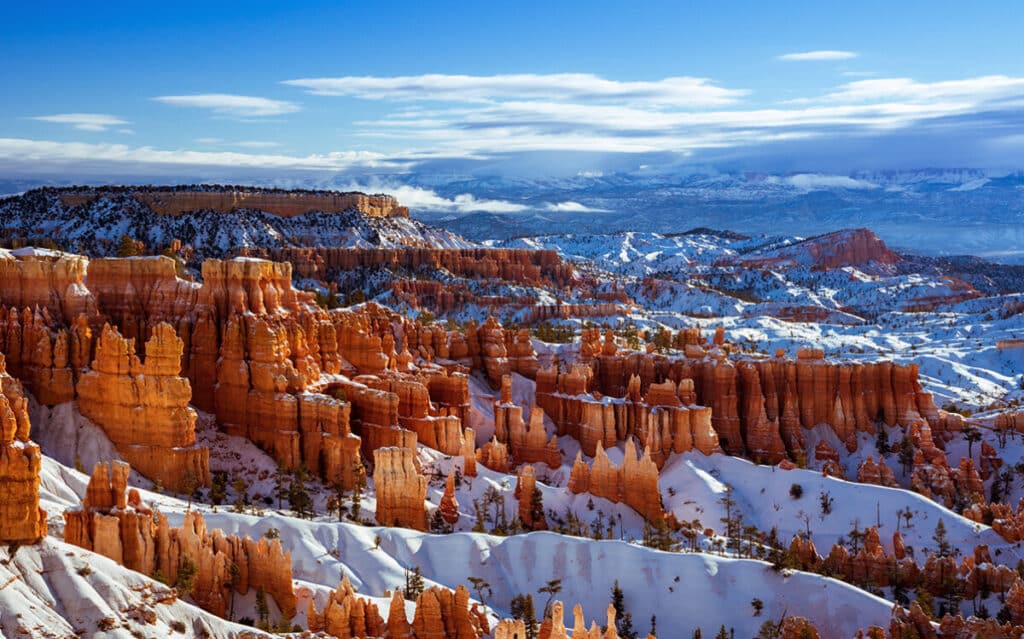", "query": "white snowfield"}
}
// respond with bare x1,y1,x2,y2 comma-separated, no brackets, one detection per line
0,539,270,639
24,385,1024,637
